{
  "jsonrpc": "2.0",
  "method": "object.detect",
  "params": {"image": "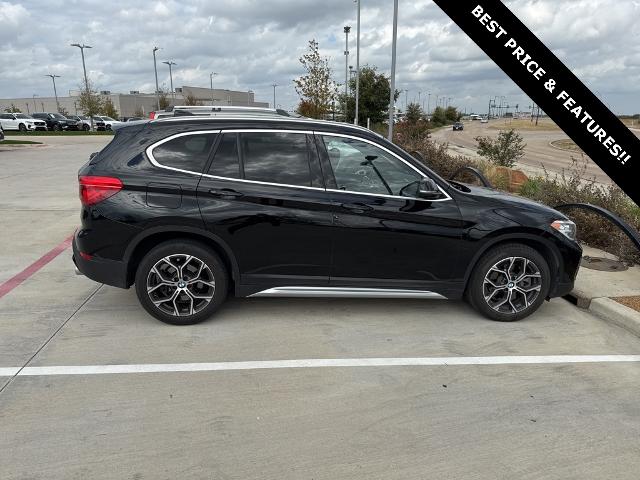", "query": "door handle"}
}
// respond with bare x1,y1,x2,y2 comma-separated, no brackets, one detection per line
341,202,373,214
209,188,243,199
